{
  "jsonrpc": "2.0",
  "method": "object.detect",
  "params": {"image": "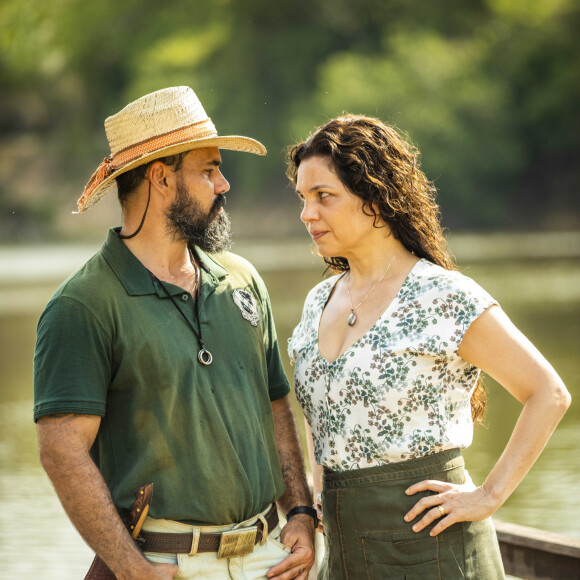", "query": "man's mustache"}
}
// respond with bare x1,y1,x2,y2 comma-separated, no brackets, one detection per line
210,195,226,218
